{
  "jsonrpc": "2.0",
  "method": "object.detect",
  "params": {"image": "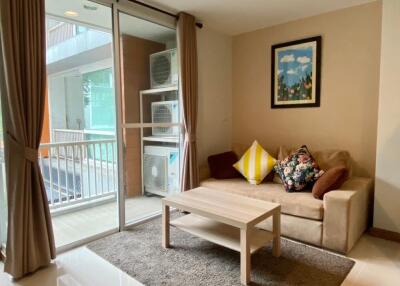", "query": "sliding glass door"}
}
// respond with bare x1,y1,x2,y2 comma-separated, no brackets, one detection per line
40,0,181,247
114,5,182,227
43,0,118,248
